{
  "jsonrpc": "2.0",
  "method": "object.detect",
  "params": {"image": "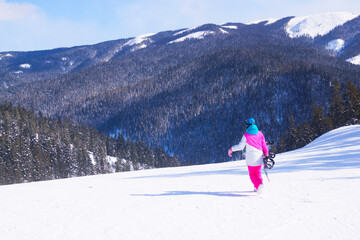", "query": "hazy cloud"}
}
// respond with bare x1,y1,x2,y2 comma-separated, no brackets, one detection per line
0,1,109,51
0,0,40,21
